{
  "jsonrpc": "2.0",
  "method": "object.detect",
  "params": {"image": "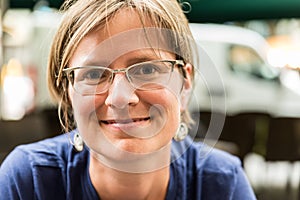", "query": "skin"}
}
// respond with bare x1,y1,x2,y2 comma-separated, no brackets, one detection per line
68,8,192,200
